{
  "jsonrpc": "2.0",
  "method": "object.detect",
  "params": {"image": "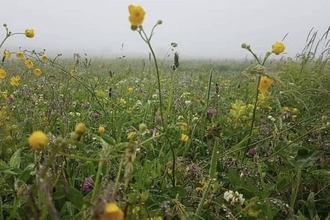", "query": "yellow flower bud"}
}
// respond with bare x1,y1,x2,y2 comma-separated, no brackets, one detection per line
25,29,35,38
75,123,86,136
